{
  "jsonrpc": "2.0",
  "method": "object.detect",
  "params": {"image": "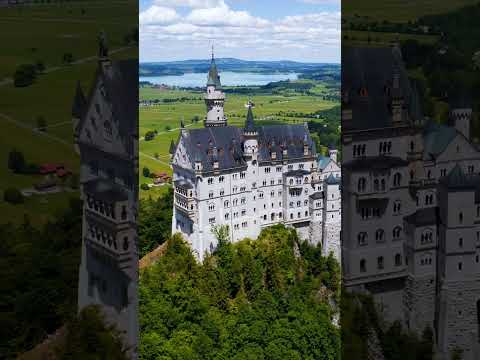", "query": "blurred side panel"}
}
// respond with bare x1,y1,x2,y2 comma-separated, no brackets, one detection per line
341,1,480,360
0,1,138,359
